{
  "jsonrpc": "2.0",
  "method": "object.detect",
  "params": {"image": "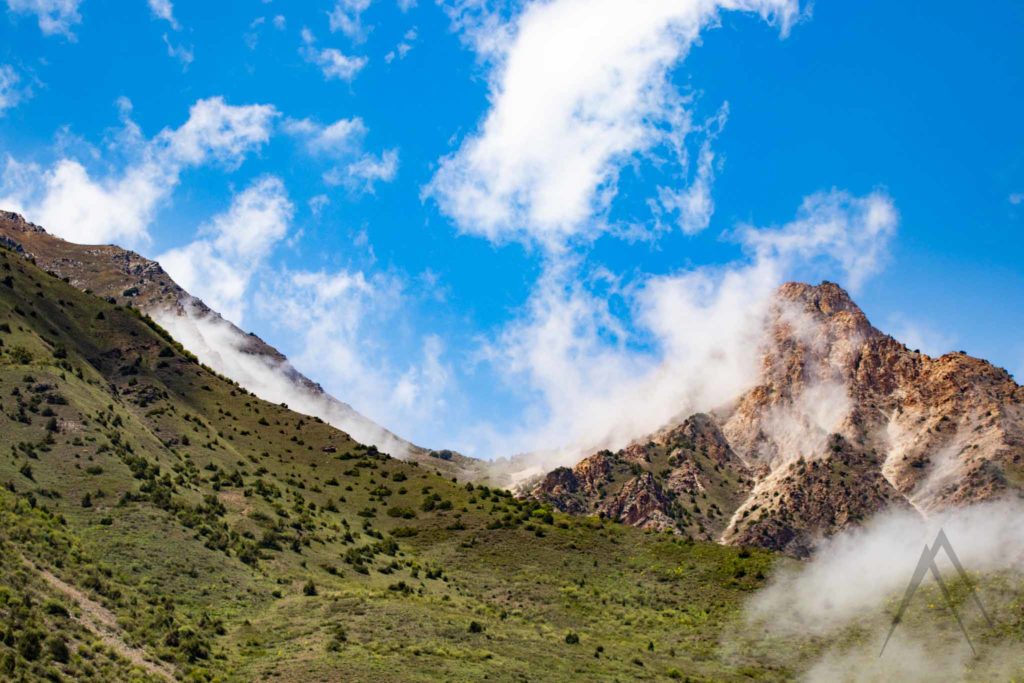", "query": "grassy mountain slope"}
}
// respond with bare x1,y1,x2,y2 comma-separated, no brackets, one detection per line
0,209,481,479
0,241,793,681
